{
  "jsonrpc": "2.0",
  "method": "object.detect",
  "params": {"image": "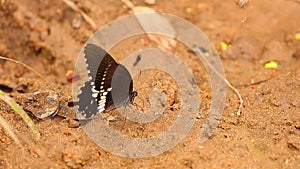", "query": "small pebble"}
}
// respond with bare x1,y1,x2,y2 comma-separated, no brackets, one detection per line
64,117,81,128
186,8,192,13
72,14,83,29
